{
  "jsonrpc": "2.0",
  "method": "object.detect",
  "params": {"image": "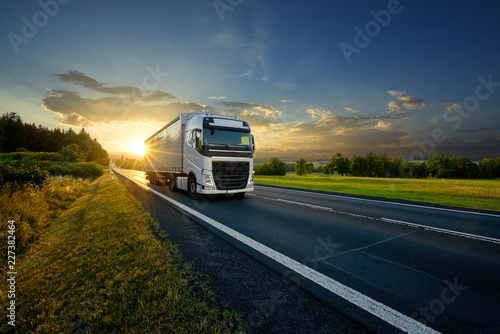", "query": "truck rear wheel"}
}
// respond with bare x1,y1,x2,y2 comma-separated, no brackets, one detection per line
169,174,177,192
188,175,197,199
